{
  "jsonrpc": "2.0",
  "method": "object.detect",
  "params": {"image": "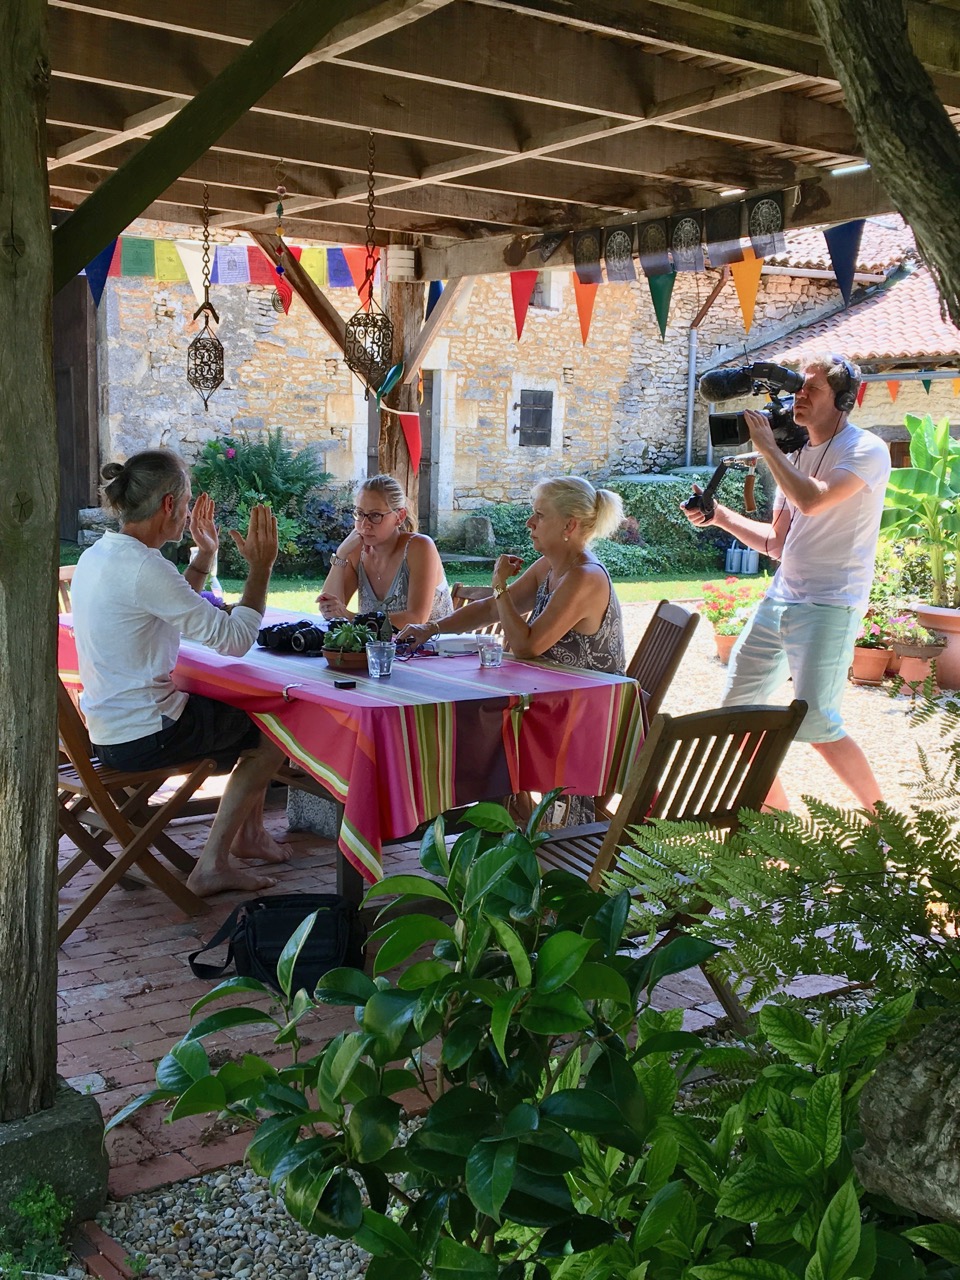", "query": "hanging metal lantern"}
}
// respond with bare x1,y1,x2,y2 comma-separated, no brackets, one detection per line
187,184,224,410
343,131,394,398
